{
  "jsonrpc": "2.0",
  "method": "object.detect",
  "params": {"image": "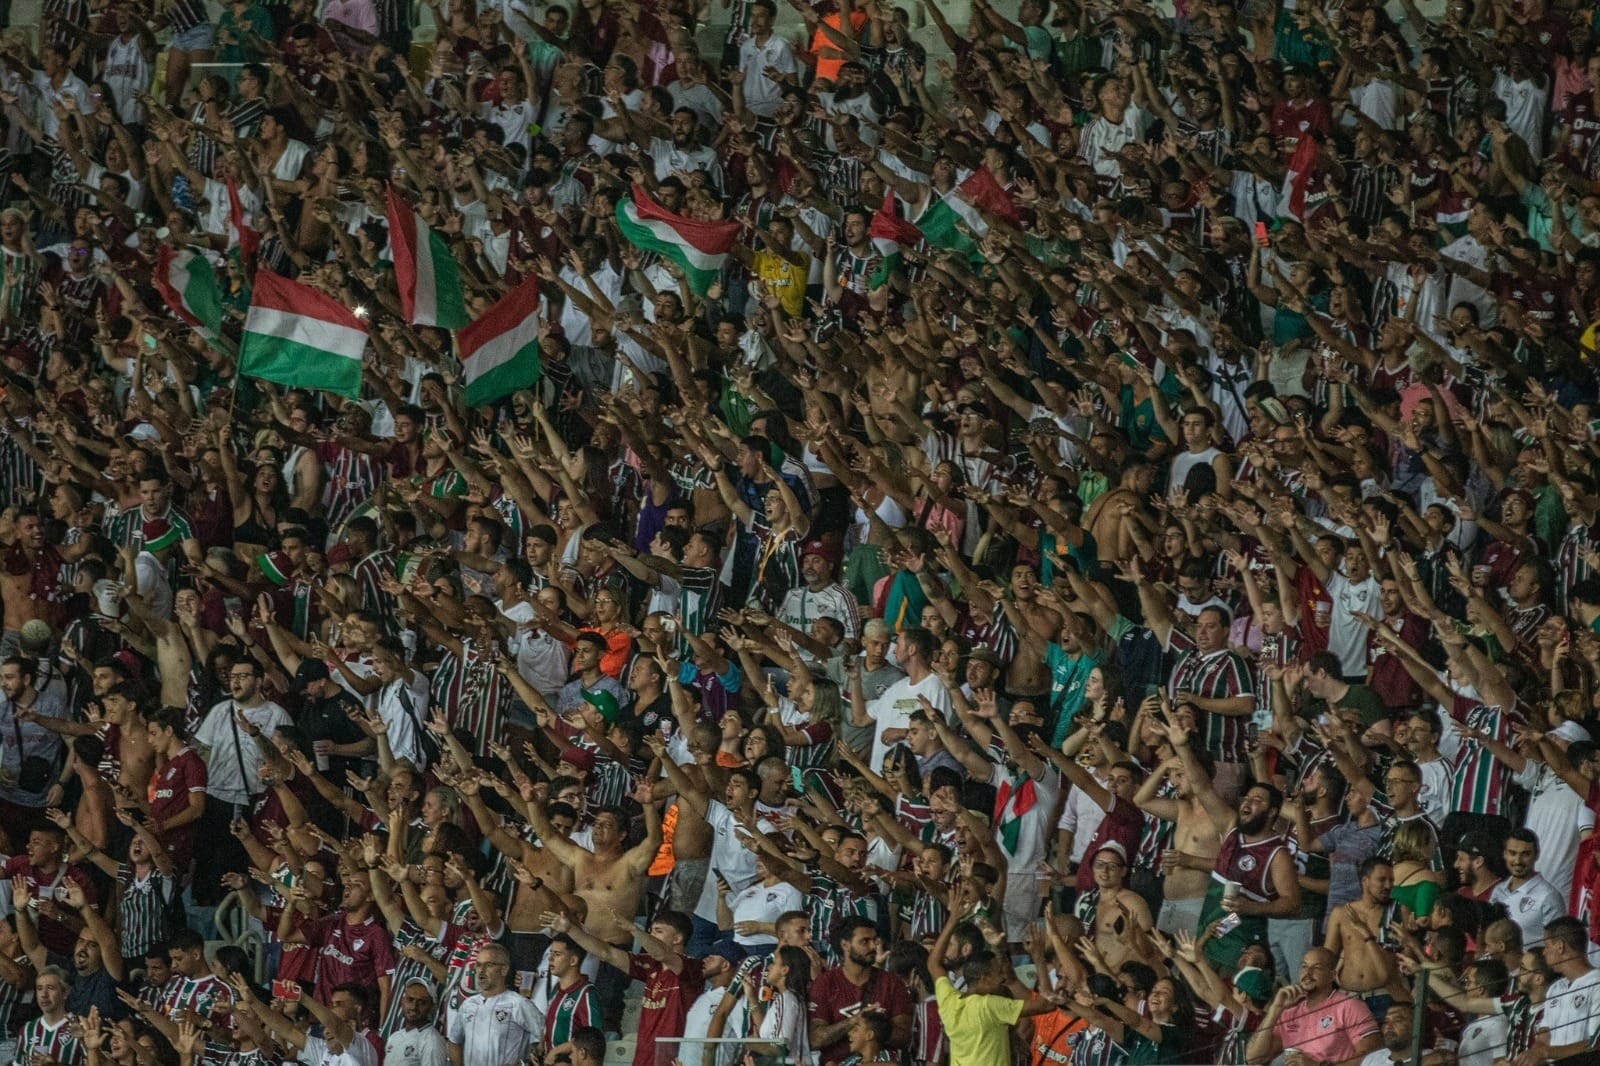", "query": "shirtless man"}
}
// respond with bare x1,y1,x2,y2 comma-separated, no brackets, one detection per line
1325,857,1405,1008
1078,843,1154,971
24,679,155,799
0,511,67,657
995,564,1062,698
525,779,662,949
1135,751,1222,937
1084,456,1158,565
454,766,580,972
